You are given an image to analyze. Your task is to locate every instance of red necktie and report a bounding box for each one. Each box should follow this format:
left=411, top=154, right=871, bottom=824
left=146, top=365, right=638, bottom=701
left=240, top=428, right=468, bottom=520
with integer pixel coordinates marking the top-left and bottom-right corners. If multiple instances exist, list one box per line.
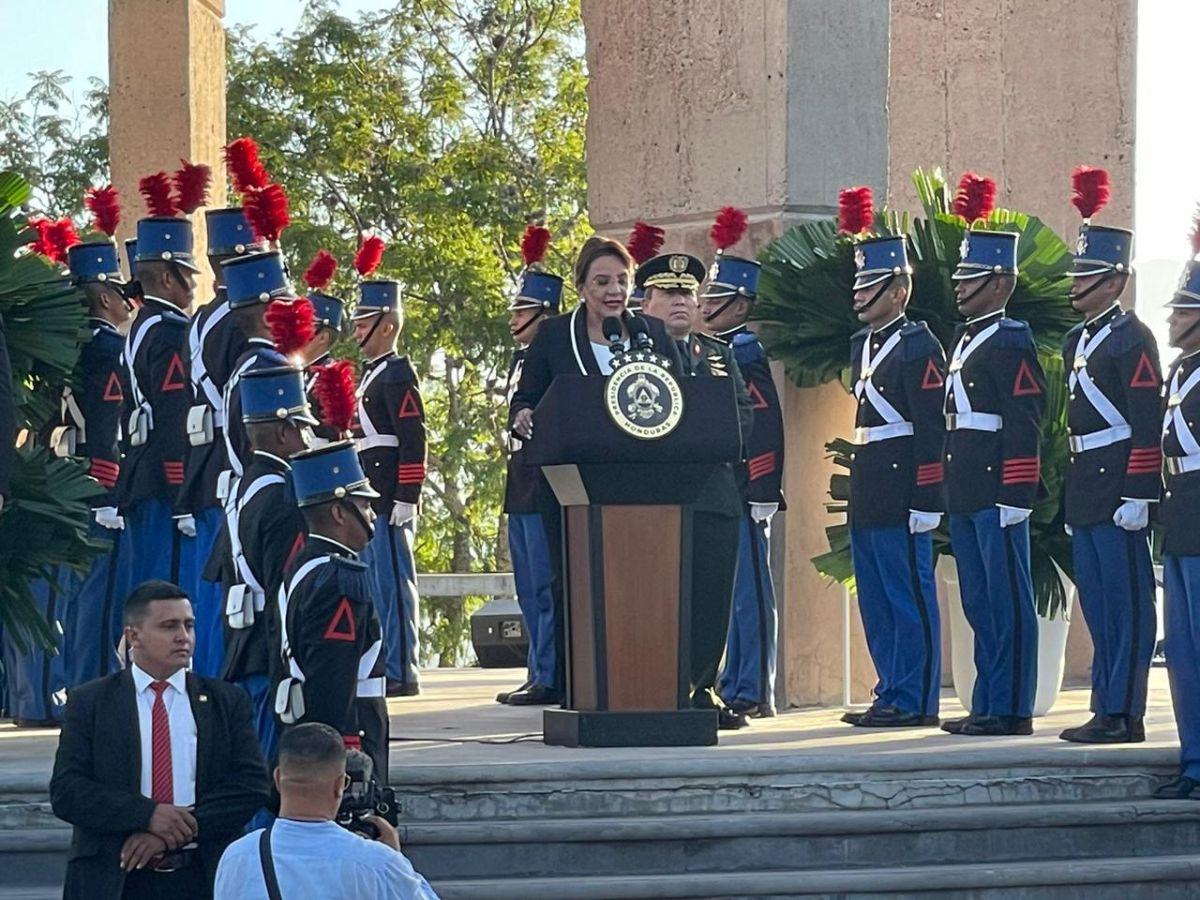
left=149, top=682, right=174, bottom=804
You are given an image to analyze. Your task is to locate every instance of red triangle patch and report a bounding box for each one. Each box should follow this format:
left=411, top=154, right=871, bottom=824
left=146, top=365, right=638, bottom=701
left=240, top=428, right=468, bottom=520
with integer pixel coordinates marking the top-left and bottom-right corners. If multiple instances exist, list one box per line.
left=282, top=532, right=306, bottom=573
left=397, top=389, right=422, bottom=419
left=746, top=382, right=769, bottom=410
left=322, top=597, right=357, bottom=642
left=1012, top=359, right=1042, bottom=397
left=102, top=370, right=124, bottom=402
left=920, top=359, right=945, bottom=390
left=1129, top=352, right=1160, bottom=389
left=160, top=353, right=186, bottom=392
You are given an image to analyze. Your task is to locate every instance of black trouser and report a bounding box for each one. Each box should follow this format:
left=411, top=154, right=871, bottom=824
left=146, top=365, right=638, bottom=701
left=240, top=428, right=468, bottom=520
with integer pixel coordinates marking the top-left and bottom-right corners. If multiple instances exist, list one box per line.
left=356, top=696, right=390, bottom=784
left=122, top=866, right=209, bottom=900
left=689, top=510, right=740, bottom=709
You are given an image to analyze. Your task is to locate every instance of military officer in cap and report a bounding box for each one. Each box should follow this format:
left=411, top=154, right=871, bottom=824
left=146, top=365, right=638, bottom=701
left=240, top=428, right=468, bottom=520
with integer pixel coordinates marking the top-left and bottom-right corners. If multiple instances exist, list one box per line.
left=642, top=250, right=753, bottom=729
left=352, top=276, right=426, bottom=696
left=497, top=252, right=562, bottom=707
left=278, top=441, right=389, bottom=778
left=701, top=244, right=786, bottom=719
left=221, top=366, right=314, bottom=759
left=1059, top=213, right=1160, bottom=744
left=115, top=211, right=198, bottom=590
left=841, top=233, right=945, bottom=728
left=1153, top=257, right=1200, bottom=798
left=942, top=229, right=1047, bottom=737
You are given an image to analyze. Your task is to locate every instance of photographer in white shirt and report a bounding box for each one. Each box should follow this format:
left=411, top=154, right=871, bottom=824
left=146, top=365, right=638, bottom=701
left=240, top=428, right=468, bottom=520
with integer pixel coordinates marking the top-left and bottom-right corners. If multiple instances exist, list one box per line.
left=215, top=723, right=437, bottom=900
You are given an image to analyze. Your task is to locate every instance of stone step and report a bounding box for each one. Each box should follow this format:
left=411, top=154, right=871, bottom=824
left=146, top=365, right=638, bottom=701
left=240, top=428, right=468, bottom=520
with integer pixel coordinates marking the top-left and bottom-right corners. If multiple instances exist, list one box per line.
left=402, top=800, right=1200, bottom=880
left=431, top=853, right=1200, bottom=899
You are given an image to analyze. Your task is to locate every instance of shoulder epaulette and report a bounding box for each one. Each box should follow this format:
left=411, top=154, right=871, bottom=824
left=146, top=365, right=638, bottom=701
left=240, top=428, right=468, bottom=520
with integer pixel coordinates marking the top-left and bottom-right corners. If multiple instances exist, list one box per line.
left=732, top=333, right=765, bottom=365
left=330, top=554, right=369, bottom=573
left=850, top=325, right=871, bottom=345
left=385, top=355, right=418, bottom=383
left=995, top=317, right=1035, bottom=349
left=900, top=321, right=941, bottom=361
left=1109, top=310, right=1153, bottom=355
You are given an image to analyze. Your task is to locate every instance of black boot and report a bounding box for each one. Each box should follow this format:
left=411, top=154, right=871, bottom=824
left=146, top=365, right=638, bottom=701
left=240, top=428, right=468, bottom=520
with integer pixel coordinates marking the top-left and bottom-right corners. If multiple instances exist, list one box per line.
left=1153, top=775, right=1200, bottom=800
left=961, top=715, right=1032, bottom=736
left=1060, top=714, right=1140, bottom=744
left=941, top=715, right=977, bottom=734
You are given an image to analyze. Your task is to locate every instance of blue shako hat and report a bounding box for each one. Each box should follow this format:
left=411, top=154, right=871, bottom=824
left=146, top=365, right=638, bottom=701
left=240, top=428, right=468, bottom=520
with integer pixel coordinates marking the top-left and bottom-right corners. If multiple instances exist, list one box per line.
left=853, top=235, right=911, bottom=291
left=221, top=251, right=295, bottom=309
left=352, top=281, right=402, bottom=320
left=134, top=216, right=201, bottom=272
left=1169, top=260, right=1200, bottom=309
left=308, top=292, right=348, bottom=334
left=124, top=238, right=138, bottom=280
left=290, top=440, right=381, bottom=508
left=205, top=208, right=267, bottom=258
left=508, top=270, right=563, bottom=312
left=1070, top=224, right=1133, bottom=277
left=239, top=365, right=319, bottom=425
left=702, top=254, right=761, bottom=299
left=67, top=241, right=125, bottom=285
left=952, top=229, right=1019, bottom=280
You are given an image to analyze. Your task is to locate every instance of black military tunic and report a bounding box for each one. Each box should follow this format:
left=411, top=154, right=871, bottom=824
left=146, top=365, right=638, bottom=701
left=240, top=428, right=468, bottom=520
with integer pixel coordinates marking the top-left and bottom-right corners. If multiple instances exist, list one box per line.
left=356, top=352, right=427, bottom=513
left=848, top=318, right=947, bottom=527
left=724, top=327, right=785, bottom=508
left=73, top=319, right=126, bottom=504
left=1061, top=306, right=1163, bottom=525
left=503, top=348, right=545, bottom=516
left=1162, top=351, right=1200, bottom=556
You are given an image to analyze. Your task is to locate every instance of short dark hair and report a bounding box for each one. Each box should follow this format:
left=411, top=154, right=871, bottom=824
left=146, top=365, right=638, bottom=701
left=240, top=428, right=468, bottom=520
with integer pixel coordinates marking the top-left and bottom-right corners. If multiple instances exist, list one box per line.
left=278, top=723, right=346, bottom=776
left=123, top=580, right=190, bottom=626
left=573, top=235, right=633, bottom=288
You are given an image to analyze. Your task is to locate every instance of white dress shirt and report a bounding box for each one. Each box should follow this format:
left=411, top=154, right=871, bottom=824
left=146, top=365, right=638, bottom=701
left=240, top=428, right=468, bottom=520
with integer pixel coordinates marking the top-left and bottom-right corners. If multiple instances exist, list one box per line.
left=215, top=819, right=439, bottom=900
left=590, top=339, right=626, bottom=374
left=131, top=664, right=198, bottom=806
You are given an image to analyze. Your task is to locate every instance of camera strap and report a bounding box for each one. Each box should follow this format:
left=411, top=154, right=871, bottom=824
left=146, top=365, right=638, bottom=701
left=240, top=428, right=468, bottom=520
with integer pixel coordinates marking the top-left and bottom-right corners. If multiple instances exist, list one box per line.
left=258, top=823, right=284, bottom=900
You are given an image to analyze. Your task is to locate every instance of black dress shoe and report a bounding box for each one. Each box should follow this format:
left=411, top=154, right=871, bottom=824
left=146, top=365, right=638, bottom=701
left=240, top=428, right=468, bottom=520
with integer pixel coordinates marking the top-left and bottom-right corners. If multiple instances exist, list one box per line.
left=1153, top=776, right=1200, bottom=800
left=752, top=703, right=777, bottom=719
left=857, top=707, right=940, bottom=728
left=12, top=718, right=59, bottom=729
left=1060, top=714, right=1142, bottom=744
left=496, top=680, right=533, bottom=704
left=961, top=715, right=1032, bottom=736
left=940, top=715, right=977, bottom=734
left=842, top=703, right=882, bottom=726
left=507, top=684, right=561, bottom=706
left=718, top=707, right=749, bottom=730
left=1059, top=713, right=1102, bottom=742
left=727, top=698, right=759, bottom=716
left=387, top=679, right=421, bottom=697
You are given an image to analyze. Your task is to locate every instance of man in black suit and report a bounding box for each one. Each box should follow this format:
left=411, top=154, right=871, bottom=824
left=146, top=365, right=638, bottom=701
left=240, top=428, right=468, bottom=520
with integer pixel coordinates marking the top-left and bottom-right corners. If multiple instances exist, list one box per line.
left=50, top=580, right=269, bottom=900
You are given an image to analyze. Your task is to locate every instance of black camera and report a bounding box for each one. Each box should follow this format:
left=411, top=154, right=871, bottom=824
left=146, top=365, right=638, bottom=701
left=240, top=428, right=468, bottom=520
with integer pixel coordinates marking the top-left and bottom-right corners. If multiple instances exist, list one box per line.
left=336, top=750, right=399, bottom=839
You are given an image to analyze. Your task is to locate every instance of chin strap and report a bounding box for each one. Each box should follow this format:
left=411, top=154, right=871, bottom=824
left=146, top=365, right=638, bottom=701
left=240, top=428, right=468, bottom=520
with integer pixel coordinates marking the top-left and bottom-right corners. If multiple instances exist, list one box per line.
left=702, top=290, right=751, bottom=328
left=956, top=274, right=993, bottom=307
left=1071, top=271, right=1116, bottom=308
left=341, top=498, right=376, bottom=543
left=511, top=306, right=546, bottom=340
left=856, top=274, right=896, bottom=318
left=355, top=312, right=386, bottom=353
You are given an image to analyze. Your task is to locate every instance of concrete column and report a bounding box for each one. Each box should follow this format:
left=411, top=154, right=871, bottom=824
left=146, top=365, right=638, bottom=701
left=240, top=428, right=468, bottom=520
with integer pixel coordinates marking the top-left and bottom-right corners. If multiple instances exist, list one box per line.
left=108, top=0, right=227, bottom=301
left=582, top=0, right=1135, bottom=706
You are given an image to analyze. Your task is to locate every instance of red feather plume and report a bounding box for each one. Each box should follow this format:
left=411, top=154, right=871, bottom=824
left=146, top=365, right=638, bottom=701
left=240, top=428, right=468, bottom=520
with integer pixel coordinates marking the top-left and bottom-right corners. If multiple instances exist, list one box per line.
left=520, top=224, right=551, bottom=268
left=1071, top=165, right=1110, bottom=220
left=837, top=187, right=874, bottom=236
left=139, top=172, right=179, bottom=217
left=266, top=298, right=316, bottom=356
left=310, top=359, right=358, bottom=434
left=355, top=236, right=386, bottom=278
left=173, top=159, right=211, bottom=214
left=224, top=137, right=269, bottom=194
left=26, top=216, right=59, bottom=262
left=49, top=218, right=80, bottom=257
left=1190, top=205, right=1200, bottom=257
left=952, top=172, right=997, bottom=223
left=243, top=183, right=290, bottom=243
left=303, top=249, right=339, bottom=291
left=626, top=221, right=665, bottom=265
left=84, top=185, right=121, bottom=236
left=710, top=206, right=749, bottom=251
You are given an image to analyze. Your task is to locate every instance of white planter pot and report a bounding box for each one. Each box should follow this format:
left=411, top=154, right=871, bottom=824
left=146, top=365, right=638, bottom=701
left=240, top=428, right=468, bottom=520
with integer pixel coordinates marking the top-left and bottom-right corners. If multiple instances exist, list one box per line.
left=938, top=554, right=1074, bottom=718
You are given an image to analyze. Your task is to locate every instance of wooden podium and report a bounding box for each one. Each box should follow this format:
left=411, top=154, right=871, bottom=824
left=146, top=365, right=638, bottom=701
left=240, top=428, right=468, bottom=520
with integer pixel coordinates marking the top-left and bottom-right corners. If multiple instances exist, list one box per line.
left=525, top=375, right=741, bottom=747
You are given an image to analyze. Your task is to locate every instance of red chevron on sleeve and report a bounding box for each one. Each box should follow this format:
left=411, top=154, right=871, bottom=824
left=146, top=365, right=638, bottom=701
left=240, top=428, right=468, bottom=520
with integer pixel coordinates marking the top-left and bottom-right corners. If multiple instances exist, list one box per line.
left=920, top=359, right=945, bottom=390
left=323, top=597, right=357, bottom=642
left=160, top=353, right=187, bottom=392
left=1129, top=352, right=1160, bottom=389
left=1126, top=446, right=1162, bottom=475
left=746, top=382, right=769, bottom=410
left=916, top=462, right=944, bottom=486
left=1001, top=456, right=1040, bottom=485
left=89, top=459, right=120, bottom=488
left=102, top=371, right=124, bottom=402
left=748, top=451, right=776, bottom=481
left=397, top=463, right=426, bottom=485
left=1011, top=360, right=1042, bottom=397
left=398, top=389, right=422, bottom=419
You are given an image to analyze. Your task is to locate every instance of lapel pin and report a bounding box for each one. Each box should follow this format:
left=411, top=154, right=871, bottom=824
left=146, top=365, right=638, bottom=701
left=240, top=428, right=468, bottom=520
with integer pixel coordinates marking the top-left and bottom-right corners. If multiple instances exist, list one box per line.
left=199, top=694, right=209, bottom=702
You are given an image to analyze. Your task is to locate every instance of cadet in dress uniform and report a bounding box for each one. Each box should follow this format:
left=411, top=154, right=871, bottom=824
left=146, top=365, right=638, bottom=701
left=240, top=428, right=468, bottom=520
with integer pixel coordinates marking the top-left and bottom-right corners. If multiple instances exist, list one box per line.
left=1153, top=261, right=1200, bottom=798
left=299, top=278, right=350, bottom=446
left=840, top=235, right=945, bottom=728
left=941, top=230, right=1047, bottom=737
left=642, top=251, right=754, bottom=730
left=1059, top=220, right=1161, bottom=744
left=277, top=441, right=389, bottom=778
left=497, top=250, right=562, bottom=707
left=352, top=278, right=426, bottom=695
left=222, top=366, right=314, bottom=759
left=702, top=252, right=786, bottom=719
left=115, top=214, right=198, bottom=590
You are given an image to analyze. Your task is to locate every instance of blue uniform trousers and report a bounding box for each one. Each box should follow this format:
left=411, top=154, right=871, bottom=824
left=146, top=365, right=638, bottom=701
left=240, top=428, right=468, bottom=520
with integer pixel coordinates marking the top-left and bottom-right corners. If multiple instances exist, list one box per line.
left=124, top=498, right=189, bottom=591
left=1164, top=555, right=1200, bottom=779
left=1072, top=524, right=1155, bottom=718
left=848, top=525, right=941, bottom=715
left=2, top=568, right=71, bottom=722
left=508, top=513, right=556, bottom=689
left=236, top=674, right=279, bottom=763
left=181, top=507, right=226, bottom=678
left=949, top=508, right=1038, bottom=718
left=360, top=519, right=421, bottom=686
left=720, top=514, right=779, bottom=707
left=62, top=521, right=127, bottom=688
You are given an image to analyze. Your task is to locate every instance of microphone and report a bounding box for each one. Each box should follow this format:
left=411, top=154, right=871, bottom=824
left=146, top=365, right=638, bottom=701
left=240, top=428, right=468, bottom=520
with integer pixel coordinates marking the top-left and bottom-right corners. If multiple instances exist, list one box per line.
left=602, top=316, right=625, bottom=356
left=627, top=315, right=654, bottom=352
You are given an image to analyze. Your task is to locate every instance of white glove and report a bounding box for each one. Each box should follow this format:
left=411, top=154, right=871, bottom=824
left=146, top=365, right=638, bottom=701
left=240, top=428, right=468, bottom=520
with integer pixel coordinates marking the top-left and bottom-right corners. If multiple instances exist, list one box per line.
left=749, top=502, right=778, bottom=523
left=1113, top=499, right=1149, bottom=532
left=390, top=501, right=417, bottom=526
left=94, top=506, right=125, bottom=530
left=908, top=510, right=941, bottom=534
left=997, top=505, right=1032, bottom=528
left=175, top=514, right=197, bottom=538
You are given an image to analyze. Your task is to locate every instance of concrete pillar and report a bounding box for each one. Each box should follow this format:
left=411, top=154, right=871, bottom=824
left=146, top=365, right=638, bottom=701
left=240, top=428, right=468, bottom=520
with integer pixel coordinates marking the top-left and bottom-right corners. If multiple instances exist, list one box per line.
left=108, top=0, right=227, bottom=301
left=582, top=0, right=1135, bottom=706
